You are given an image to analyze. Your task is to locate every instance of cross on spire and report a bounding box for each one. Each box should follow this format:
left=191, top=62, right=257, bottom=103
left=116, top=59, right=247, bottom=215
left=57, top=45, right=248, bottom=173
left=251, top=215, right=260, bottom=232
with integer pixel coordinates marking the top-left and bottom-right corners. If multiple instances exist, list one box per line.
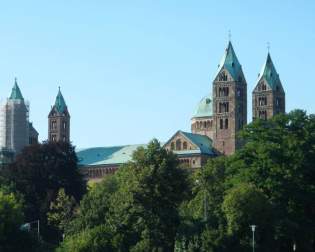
left=228, top=30, right=232, bottom=42
left=267, top=42, right=270, bottom=53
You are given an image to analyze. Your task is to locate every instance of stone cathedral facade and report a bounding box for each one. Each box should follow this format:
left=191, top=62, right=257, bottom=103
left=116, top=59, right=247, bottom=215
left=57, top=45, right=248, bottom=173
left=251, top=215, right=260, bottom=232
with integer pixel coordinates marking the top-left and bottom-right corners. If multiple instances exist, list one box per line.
left=76, top=40, right=286, bottom=181
left=0, top=40, right=286, bottom=178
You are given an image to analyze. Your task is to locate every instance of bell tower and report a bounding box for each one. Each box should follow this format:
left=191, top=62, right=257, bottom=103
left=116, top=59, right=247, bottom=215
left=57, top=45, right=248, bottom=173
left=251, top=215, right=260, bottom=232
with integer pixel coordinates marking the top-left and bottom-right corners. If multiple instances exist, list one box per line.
left=212, top=41, right=247, bottom=155
left=252, top=53, right=285, bottom=120
left=48, top=87, right=70, bottom=142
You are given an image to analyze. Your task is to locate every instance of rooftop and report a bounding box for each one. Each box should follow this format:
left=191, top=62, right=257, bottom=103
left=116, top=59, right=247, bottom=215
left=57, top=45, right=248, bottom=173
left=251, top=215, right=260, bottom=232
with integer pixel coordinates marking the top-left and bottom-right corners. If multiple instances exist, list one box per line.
left=215, top=41, right=242, bottom=81
left=256, top=53, right=283, bottom=91
left=192, top=94, right=213, bottom=118
left=9, top=78, right=24, bottom=100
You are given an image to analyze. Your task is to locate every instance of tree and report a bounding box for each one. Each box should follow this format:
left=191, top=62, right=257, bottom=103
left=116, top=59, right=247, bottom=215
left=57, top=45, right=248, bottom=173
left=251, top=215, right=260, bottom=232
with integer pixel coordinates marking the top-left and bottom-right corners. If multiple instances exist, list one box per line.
left=127, top=139, right=190, bottom=251
left=2, top=141, right=86, bottom=243
left=0, top=189, right=36, bottom=251
left=222, top=183, right=273, bottom=251
left=231, top=110, right=315, bottom=251
left=178, top=110, right=315, bottom=251
left=47, top=188, right=76, bottom=238
left=57, top=225, right=114, bottom=252
left=63, top=139, right=190, bottom=251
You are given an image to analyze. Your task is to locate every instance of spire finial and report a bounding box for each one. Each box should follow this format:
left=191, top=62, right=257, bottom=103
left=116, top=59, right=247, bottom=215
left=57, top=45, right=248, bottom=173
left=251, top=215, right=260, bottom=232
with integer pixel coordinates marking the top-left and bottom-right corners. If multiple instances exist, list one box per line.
left=267, top=42, right=270, bottom=53
left=228, top=30, right=232, bottom=42
left=58, top=86, right=60, bottom=91
left=15, top=77, right=17, bottom=84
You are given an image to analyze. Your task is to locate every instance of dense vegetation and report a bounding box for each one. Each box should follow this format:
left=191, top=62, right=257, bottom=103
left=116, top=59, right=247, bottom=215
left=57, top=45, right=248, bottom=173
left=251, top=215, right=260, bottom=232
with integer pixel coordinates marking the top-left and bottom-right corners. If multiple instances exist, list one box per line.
left=0, top=141, right=86, bottom=250
left=0, top=110, right=314, bottom=251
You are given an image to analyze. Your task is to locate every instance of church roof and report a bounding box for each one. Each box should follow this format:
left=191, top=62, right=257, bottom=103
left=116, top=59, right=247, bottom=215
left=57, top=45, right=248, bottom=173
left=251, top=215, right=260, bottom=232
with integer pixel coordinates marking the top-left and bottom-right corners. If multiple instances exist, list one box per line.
left=77, top=144, right=147, bottom=167
left=179, top=131, right=214, bottom=155
left=215, top=41, right=242, bottom=81
left=256, top=53, right=283, bottom=91
left=192, top=94, right=213, bottom=118
left=9, top=78, right=24, bottom=100
left=54, top=88, right=67, bottom=113
left=164, top=130, right=215, bottom=156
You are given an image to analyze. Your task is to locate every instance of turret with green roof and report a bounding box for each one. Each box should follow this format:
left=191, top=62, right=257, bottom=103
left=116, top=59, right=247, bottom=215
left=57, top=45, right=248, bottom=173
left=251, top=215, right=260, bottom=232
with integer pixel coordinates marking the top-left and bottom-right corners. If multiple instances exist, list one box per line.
left=48, top=87, right=70, bottom=143
left=9, top=78, right=24, bottom=100
left=214, top=41, right=244, bottom=82
left=252, top=52, right=285, bottom=120
left=54, top=87, right=67, bottom=113
left=256, top=52, right=284, bottom=91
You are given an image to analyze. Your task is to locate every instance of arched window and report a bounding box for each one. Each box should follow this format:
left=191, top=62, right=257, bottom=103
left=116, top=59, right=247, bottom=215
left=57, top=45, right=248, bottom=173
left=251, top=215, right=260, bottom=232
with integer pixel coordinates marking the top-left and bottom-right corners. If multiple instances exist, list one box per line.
left=220, top=119, right=223, bottom=129
left=225, top=119, right=229, bottom=129
left=262, top=83, right=266, bottom=91
left=171, top=142, right=175, bottom=150
left=259, top=110, right=267, bottom=120
left=203, top=121, right=207, bottom=128
left=206, top=120, right=210, bottom=128
left=219, top=72, right=228, bottom=81
left=183, top=142, right=187, bottom=150
left=176, top=139, right=181, bottom=150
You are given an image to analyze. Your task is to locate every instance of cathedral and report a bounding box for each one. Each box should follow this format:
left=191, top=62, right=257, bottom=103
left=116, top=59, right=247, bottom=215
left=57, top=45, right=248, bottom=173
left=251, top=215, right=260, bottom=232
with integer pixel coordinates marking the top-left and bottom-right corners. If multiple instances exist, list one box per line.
left=0, top=40, right=286, bottom=181
left=77, top=40, right=286, bottom=181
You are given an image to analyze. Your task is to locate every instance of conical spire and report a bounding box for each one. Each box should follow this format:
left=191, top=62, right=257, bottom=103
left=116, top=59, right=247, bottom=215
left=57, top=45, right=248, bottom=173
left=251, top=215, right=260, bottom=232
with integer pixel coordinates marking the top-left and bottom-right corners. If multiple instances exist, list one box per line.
left=215, top=41, right=242, bottom=80
left=54, top=87, right=67, bottom=113
left=9, top=78, right=24, bottom=100
left=257, top=53, right=282, bottom=90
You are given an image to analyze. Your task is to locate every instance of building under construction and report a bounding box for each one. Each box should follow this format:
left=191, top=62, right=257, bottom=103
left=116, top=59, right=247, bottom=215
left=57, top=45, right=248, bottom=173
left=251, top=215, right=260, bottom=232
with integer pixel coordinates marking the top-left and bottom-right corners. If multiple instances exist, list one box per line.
left=0, top=79, right=38, bottom=165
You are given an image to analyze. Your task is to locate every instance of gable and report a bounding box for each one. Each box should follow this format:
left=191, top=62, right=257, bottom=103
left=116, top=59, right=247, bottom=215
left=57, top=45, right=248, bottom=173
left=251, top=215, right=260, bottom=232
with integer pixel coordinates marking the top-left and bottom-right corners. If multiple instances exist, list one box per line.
left=164, top=131, right=199, bottom=152
left=215, top=68, right=234, bottom=82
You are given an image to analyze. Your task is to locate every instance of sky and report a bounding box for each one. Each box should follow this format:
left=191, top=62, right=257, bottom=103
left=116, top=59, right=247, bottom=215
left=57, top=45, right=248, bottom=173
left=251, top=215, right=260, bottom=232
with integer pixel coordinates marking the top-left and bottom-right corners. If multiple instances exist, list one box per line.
left=0, top=0, right=314, bottom=148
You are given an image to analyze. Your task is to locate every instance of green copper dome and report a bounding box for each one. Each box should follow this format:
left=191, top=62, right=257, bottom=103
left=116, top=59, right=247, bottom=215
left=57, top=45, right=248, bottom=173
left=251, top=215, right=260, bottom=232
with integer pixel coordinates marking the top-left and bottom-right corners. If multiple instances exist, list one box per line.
left=9, top=78, right=24, bottom=100
left=256, top=53, right=283, bottom=91
left=54, top=88, right=67, bottom=113
left=215, top=41, right=242, bottom=81
left=192, top=94, right=213, bottom=118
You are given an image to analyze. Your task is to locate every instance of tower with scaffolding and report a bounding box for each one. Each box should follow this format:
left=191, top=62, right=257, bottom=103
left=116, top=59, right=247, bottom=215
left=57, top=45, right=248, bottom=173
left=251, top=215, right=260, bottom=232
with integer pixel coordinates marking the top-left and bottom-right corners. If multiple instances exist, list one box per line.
left=0, top=79, right=38, bottom=165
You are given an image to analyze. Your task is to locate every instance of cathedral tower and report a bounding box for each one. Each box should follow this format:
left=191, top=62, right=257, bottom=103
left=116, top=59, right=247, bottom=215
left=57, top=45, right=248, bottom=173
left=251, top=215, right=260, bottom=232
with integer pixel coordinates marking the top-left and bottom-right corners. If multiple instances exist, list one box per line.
left=48, top=88, right=70, bottom=142
left=212, top=41, right=247, bottom=155
left=0, top=78, right=29, bottom=154
left=252, top=53, right=285, bottom=120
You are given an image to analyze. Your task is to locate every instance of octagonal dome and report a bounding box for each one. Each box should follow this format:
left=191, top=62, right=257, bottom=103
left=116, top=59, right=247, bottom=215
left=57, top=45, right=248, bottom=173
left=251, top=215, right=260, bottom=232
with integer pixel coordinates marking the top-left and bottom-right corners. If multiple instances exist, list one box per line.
left=192, top=94, right=213, bottom=118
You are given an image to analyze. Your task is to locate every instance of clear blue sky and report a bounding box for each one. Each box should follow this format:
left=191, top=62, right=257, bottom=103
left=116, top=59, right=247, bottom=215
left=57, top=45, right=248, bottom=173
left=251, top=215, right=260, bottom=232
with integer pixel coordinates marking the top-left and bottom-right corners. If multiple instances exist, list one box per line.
left=0, top=1, right=314, bottom=148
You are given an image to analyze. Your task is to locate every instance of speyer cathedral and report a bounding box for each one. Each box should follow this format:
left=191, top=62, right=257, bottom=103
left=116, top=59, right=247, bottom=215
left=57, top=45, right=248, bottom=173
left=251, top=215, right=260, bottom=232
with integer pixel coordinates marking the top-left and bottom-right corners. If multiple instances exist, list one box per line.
left=0, top=40, right=285, bottom=181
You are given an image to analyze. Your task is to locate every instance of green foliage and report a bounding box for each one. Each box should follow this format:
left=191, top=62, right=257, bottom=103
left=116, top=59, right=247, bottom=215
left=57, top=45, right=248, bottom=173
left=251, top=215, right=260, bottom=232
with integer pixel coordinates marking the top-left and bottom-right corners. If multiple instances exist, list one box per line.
left=47, top=188, right=76, bottom=235
left=2, top=141, right=86, bottom=243
left=232, top=110, right=315, bottom=251
left=178, top=110, right=315, bottom=252
left=57, top=225, right=114, bottom=252
left=0, top=190, right=23, bottom=240
left=0, top=189, right=36, bottom=251
left=63, top=139, right=190, bottom=251
left=222, top=183, right=273, bottom=251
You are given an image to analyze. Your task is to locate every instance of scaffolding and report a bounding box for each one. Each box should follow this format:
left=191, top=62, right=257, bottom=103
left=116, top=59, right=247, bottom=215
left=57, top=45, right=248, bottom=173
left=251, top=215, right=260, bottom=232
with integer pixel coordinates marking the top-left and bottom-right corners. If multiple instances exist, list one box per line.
left=0, top=98, right=29, bottom=155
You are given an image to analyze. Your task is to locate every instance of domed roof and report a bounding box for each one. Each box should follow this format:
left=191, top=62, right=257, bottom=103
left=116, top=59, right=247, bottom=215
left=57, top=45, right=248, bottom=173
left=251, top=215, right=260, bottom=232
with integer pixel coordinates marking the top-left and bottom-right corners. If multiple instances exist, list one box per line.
left=192, top=94, right=213, bottom=118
